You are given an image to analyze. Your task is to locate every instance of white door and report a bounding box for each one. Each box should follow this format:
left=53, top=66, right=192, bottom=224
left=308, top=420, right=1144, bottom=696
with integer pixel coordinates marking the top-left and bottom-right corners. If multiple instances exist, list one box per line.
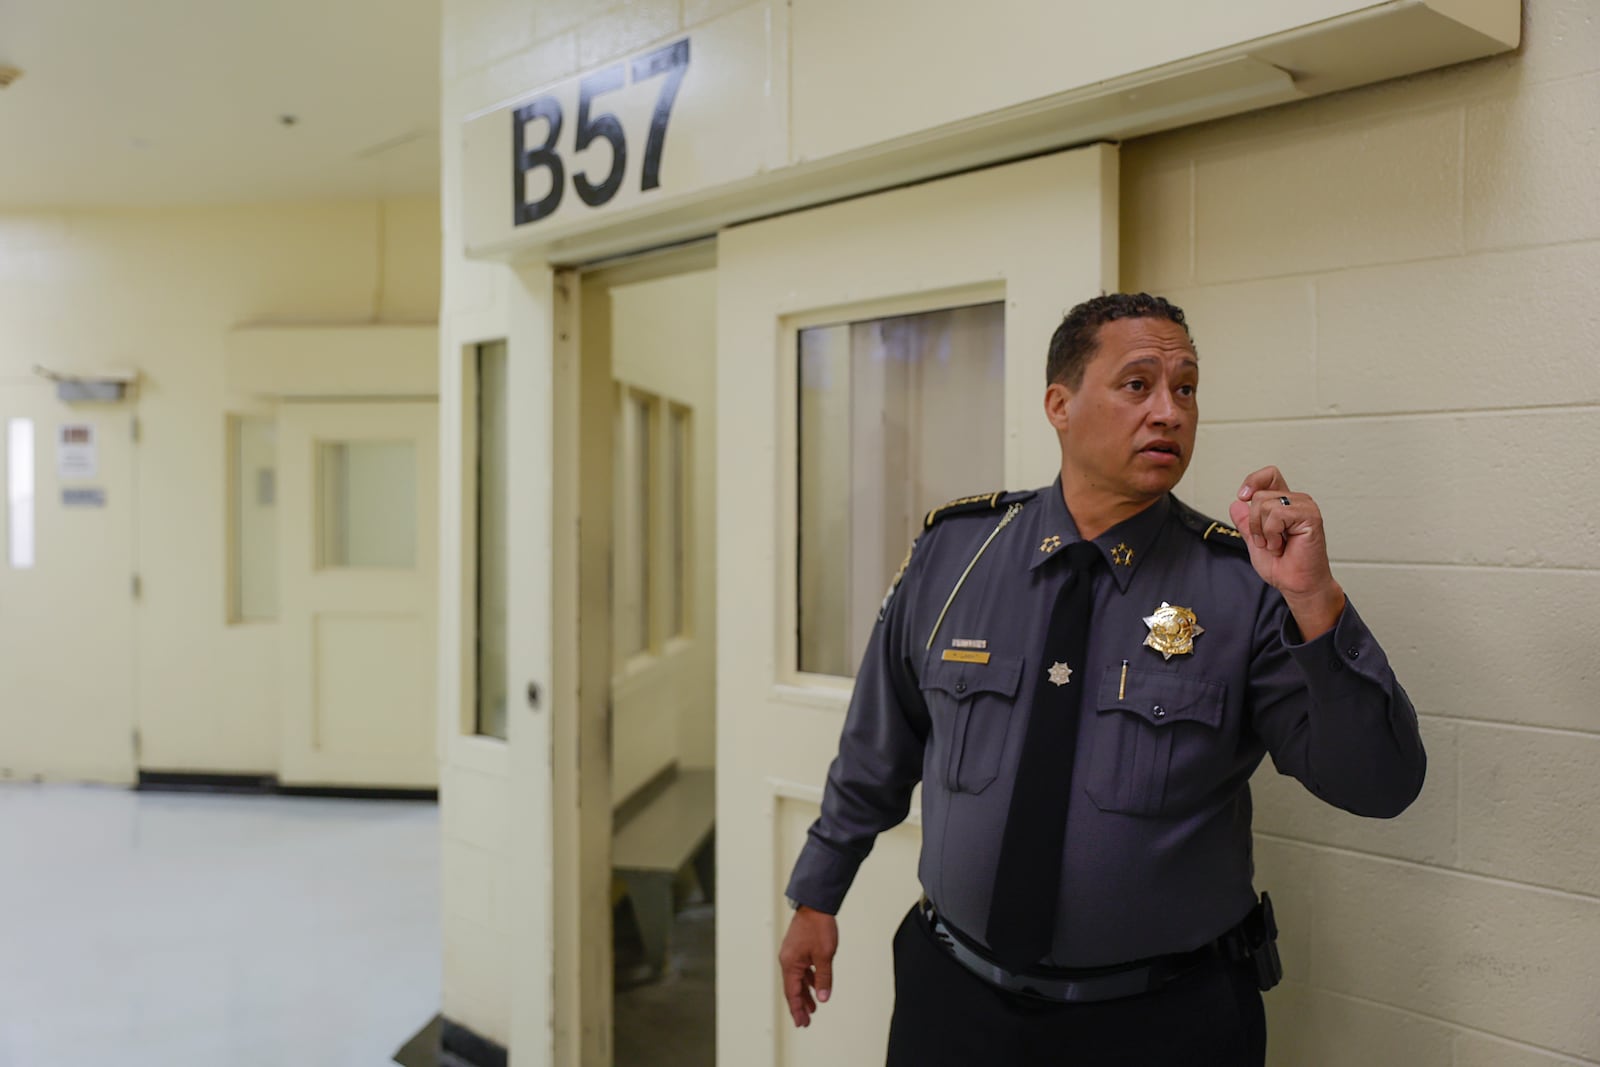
left=277, top=400, right=439, bottom=789
left=715, top=147, right=1118, bottom=1065
left=0, top=382, right=137, bottom=782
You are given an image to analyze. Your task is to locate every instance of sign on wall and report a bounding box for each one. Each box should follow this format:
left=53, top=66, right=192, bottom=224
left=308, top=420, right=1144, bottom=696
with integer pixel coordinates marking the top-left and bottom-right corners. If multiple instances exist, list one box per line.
left=62, top=487, right=107, bottom=508
left=511, top=38, right=690, bottom=227
left=57, top=424, right=97, bottom=480
left=461, top=4, right=779, bottom=255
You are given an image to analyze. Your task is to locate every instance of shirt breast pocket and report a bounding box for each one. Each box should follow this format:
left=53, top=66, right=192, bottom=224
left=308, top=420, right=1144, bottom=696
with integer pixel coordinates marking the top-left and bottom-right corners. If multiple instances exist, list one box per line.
left=919, top=653, right=1025, bottom=795
left=1085, top=667, right=1228, bottom=816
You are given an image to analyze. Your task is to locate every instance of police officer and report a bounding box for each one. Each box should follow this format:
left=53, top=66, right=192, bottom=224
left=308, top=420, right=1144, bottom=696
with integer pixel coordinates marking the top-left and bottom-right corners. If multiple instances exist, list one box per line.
left=777, top=293, right=1426, bottom=1065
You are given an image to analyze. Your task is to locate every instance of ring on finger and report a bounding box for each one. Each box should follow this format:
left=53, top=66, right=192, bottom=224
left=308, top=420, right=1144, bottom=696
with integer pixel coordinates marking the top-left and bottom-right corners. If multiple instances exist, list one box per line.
left=1278, top=496, right=1291, bottom=506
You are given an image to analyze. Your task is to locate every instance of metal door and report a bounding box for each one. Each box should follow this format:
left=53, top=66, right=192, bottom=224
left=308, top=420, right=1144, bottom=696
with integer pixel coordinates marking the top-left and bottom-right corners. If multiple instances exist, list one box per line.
left=714, top=147, right=1118, bottom=1064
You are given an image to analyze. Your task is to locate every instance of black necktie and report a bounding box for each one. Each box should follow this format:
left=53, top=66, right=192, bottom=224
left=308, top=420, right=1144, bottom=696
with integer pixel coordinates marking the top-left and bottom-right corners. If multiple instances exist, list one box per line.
left=985, top=540, right=1100, bottom=971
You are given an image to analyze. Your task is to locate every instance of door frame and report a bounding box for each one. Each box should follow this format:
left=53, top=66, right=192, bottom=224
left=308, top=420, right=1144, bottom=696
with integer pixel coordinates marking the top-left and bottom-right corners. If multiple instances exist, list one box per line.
left=548, top=241, right=719, bottom=1067
left=533, top=144, right=1115, bottom=1062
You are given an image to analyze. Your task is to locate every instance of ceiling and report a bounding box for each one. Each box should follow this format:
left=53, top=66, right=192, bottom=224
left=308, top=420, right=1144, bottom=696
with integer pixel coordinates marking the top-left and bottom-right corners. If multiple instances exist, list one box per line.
left=0, top=0, right=440, bottom=207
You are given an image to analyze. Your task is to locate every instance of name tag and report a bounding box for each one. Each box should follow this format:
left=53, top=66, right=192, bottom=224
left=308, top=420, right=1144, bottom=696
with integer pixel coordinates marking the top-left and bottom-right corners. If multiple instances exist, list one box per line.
left=942, top=649, right=991, bottom=665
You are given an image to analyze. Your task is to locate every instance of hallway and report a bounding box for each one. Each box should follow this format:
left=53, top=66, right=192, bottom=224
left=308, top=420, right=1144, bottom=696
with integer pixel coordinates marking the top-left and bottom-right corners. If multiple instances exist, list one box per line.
left=0, top=784, right=440, bottom=1066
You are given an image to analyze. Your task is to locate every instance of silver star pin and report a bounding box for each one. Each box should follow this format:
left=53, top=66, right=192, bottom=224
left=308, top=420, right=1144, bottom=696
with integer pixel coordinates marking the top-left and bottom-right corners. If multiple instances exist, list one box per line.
left=1047, top=661, right=1073, bottom=686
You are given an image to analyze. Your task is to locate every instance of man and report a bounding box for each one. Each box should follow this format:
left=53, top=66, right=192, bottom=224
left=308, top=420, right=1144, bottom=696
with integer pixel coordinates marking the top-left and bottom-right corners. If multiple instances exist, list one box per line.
left=778, top=293, right=1426, bottom=1065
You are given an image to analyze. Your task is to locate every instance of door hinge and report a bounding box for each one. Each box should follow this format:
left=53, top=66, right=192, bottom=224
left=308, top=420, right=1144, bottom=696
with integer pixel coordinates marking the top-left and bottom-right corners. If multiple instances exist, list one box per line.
left=132, top=728, right=142, bottom=762
left=130, top=415, right=141, bottom=443
left=131, top=573, right=142, bottom=599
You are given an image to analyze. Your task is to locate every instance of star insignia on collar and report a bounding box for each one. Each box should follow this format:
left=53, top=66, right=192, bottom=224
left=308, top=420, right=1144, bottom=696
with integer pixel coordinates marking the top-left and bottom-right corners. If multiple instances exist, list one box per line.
left=1047, top=661, right=1073, bottom=686
left=1040, top=535, right=1062, bottom=554
left=1111, top=542, right=1134, bottom=567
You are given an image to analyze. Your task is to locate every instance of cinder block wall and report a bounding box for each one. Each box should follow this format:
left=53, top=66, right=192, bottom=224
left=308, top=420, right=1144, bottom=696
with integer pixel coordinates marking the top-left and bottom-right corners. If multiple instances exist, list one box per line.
left=1120, top=3, right=1600, bottom=1063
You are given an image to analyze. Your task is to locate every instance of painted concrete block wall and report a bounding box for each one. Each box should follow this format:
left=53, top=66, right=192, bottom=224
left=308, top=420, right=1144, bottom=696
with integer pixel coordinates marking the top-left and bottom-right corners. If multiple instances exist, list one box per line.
left=1120, top=2, right=1600, bottom=1061
left=0, top=198, right=439, bottom=779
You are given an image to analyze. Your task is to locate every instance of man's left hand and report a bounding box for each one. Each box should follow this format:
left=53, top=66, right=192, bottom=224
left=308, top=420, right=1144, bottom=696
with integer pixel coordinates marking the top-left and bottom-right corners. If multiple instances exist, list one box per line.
left=1229, top=466, right=1346, bottom=641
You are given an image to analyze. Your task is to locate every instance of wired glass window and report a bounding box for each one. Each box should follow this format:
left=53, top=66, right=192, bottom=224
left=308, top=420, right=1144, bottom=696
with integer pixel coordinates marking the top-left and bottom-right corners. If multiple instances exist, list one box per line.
left=6, top=419, right=35, bottom=569
left=475, top=341, right=510, bottom=740
left=797, top=302, right=1005, bottom=677
left=229, top=416, right=278, bottom=621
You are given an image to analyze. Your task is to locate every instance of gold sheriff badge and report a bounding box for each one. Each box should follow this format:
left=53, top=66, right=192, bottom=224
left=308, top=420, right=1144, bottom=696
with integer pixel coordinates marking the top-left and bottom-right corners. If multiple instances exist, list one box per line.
left=1142, top=602, right=1205, bottom=660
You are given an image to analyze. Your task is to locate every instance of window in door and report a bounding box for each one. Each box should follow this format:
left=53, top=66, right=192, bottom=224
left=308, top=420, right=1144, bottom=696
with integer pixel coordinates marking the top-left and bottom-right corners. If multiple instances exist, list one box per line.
left=613, top=388, right=697, bottom=666
left=317, top=441, right=418, bottom=569
left=615, top=388, right=656, bottom=664
left=475, top=341, right=510, bottom=740
left=797, top=301, right=1006, bottom=677
left=666, top=402, right=691, bottom=640
left=228, top=415, right=278, bottom=622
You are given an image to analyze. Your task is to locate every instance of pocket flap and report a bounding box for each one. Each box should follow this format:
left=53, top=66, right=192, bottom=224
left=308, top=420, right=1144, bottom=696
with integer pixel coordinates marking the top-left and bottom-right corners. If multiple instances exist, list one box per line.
left=920, top=653, right=1025, bottom=700
left=1096, top=666, right=1225, bottom=728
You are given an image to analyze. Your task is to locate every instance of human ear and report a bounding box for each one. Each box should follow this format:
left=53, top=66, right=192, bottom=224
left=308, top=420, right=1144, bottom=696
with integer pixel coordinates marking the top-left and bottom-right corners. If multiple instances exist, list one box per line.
left=1044, top=381, right=1072, bottom=433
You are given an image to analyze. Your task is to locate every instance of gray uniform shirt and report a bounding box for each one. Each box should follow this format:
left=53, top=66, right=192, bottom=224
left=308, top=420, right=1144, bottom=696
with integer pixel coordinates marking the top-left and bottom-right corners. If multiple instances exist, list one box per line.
left=785, top=481, right=1426, bottom=968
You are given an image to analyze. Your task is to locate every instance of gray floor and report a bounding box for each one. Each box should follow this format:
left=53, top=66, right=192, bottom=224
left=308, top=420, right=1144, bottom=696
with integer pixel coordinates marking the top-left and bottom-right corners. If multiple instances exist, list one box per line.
left=0, top=783, right=441, bottom=1067
left=614, top=900, right=716, bottom=1067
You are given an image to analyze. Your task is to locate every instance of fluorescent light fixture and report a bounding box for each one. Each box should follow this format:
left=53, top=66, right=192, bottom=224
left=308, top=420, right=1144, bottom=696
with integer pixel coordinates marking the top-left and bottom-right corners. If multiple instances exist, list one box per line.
left=7, top=418, right=35, bottom=568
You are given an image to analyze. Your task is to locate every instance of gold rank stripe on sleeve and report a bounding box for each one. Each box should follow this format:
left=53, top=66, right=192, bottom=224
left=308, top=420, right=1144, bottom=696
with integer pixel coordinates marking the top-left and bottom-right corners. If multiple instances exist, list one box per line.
left=888, top=540, right=916, bottom=592
left=877, top=536, right=920, bottom=620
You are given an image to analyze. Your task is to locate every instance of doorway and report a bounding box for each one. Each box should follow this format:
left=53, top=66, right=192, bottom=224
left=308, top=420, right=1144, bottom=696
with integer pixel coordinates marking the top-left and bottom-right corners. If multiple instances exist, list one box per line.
left=553, top=243, right=719, bottom=1066
left=0, top=380, right=136, bottom=782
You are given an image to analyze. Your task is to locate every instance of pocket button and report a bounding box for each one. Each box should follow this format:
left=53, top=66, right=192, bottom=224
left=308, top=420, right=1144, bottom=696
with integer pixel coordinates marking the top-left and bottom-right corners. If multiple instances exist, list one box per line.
left=1152, top=704, right=1166, bottom=719
left=954, top=682, right=967, bottom=694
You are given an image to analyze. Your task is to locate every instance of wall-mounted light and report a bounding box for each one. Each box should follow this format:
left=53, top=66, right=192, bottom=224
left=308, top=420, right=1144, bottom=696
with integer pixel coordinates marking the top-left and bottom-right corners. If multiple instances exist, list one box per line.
left=33, top=365, right=139, bottom=403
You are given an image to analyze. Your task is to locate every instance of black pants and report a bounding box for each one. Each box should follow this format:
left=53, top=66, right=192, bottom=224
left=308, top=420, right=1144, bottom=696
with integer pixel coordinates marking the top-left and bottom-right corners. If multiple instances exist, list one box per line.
left=886, top=905, right=1267, bottom=1067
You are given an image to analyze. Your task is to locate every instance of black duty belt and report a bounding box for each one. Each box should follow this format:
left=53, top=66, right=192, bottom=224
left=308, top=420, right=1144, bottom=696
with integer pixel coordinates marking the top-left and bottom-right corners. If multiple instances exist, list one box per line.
left=918, top=893, right=1282, bottom=1004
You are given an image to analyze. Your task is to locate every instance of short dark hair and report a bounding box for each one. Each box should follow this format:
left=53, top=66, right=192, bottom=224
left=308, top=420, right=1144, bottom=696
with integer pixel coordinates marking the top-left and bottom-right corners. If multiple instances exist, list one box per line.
left=1045, top=292, right=1192, bottom=387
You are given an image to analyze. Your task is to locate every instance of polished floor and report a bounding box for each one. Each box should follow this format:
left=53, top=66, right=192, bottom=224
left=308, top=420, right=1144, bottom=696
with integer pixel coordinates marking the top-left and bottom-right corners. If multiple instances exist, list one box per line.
left=0, top=783, right=441, bottom=1066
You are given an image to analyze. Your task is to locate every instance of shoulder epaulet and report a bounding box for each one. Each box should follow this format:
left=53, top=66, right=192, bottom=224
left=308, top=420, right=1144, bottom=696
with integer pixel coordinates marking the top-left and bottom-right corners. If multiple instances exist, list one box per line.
left=922, top=489, right=1035, bottom=528
left=1171, top=497, right=1249, bottom=553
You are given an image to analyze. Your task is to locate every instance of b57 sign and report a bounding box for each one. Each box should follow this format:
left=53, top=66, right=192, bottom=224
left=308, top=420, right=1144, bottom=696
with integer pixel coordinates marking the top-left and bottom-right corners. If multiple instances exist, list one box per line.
left=512, top=38, right=690, bottom=226
left=461, top=9, right=775, bottom=254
